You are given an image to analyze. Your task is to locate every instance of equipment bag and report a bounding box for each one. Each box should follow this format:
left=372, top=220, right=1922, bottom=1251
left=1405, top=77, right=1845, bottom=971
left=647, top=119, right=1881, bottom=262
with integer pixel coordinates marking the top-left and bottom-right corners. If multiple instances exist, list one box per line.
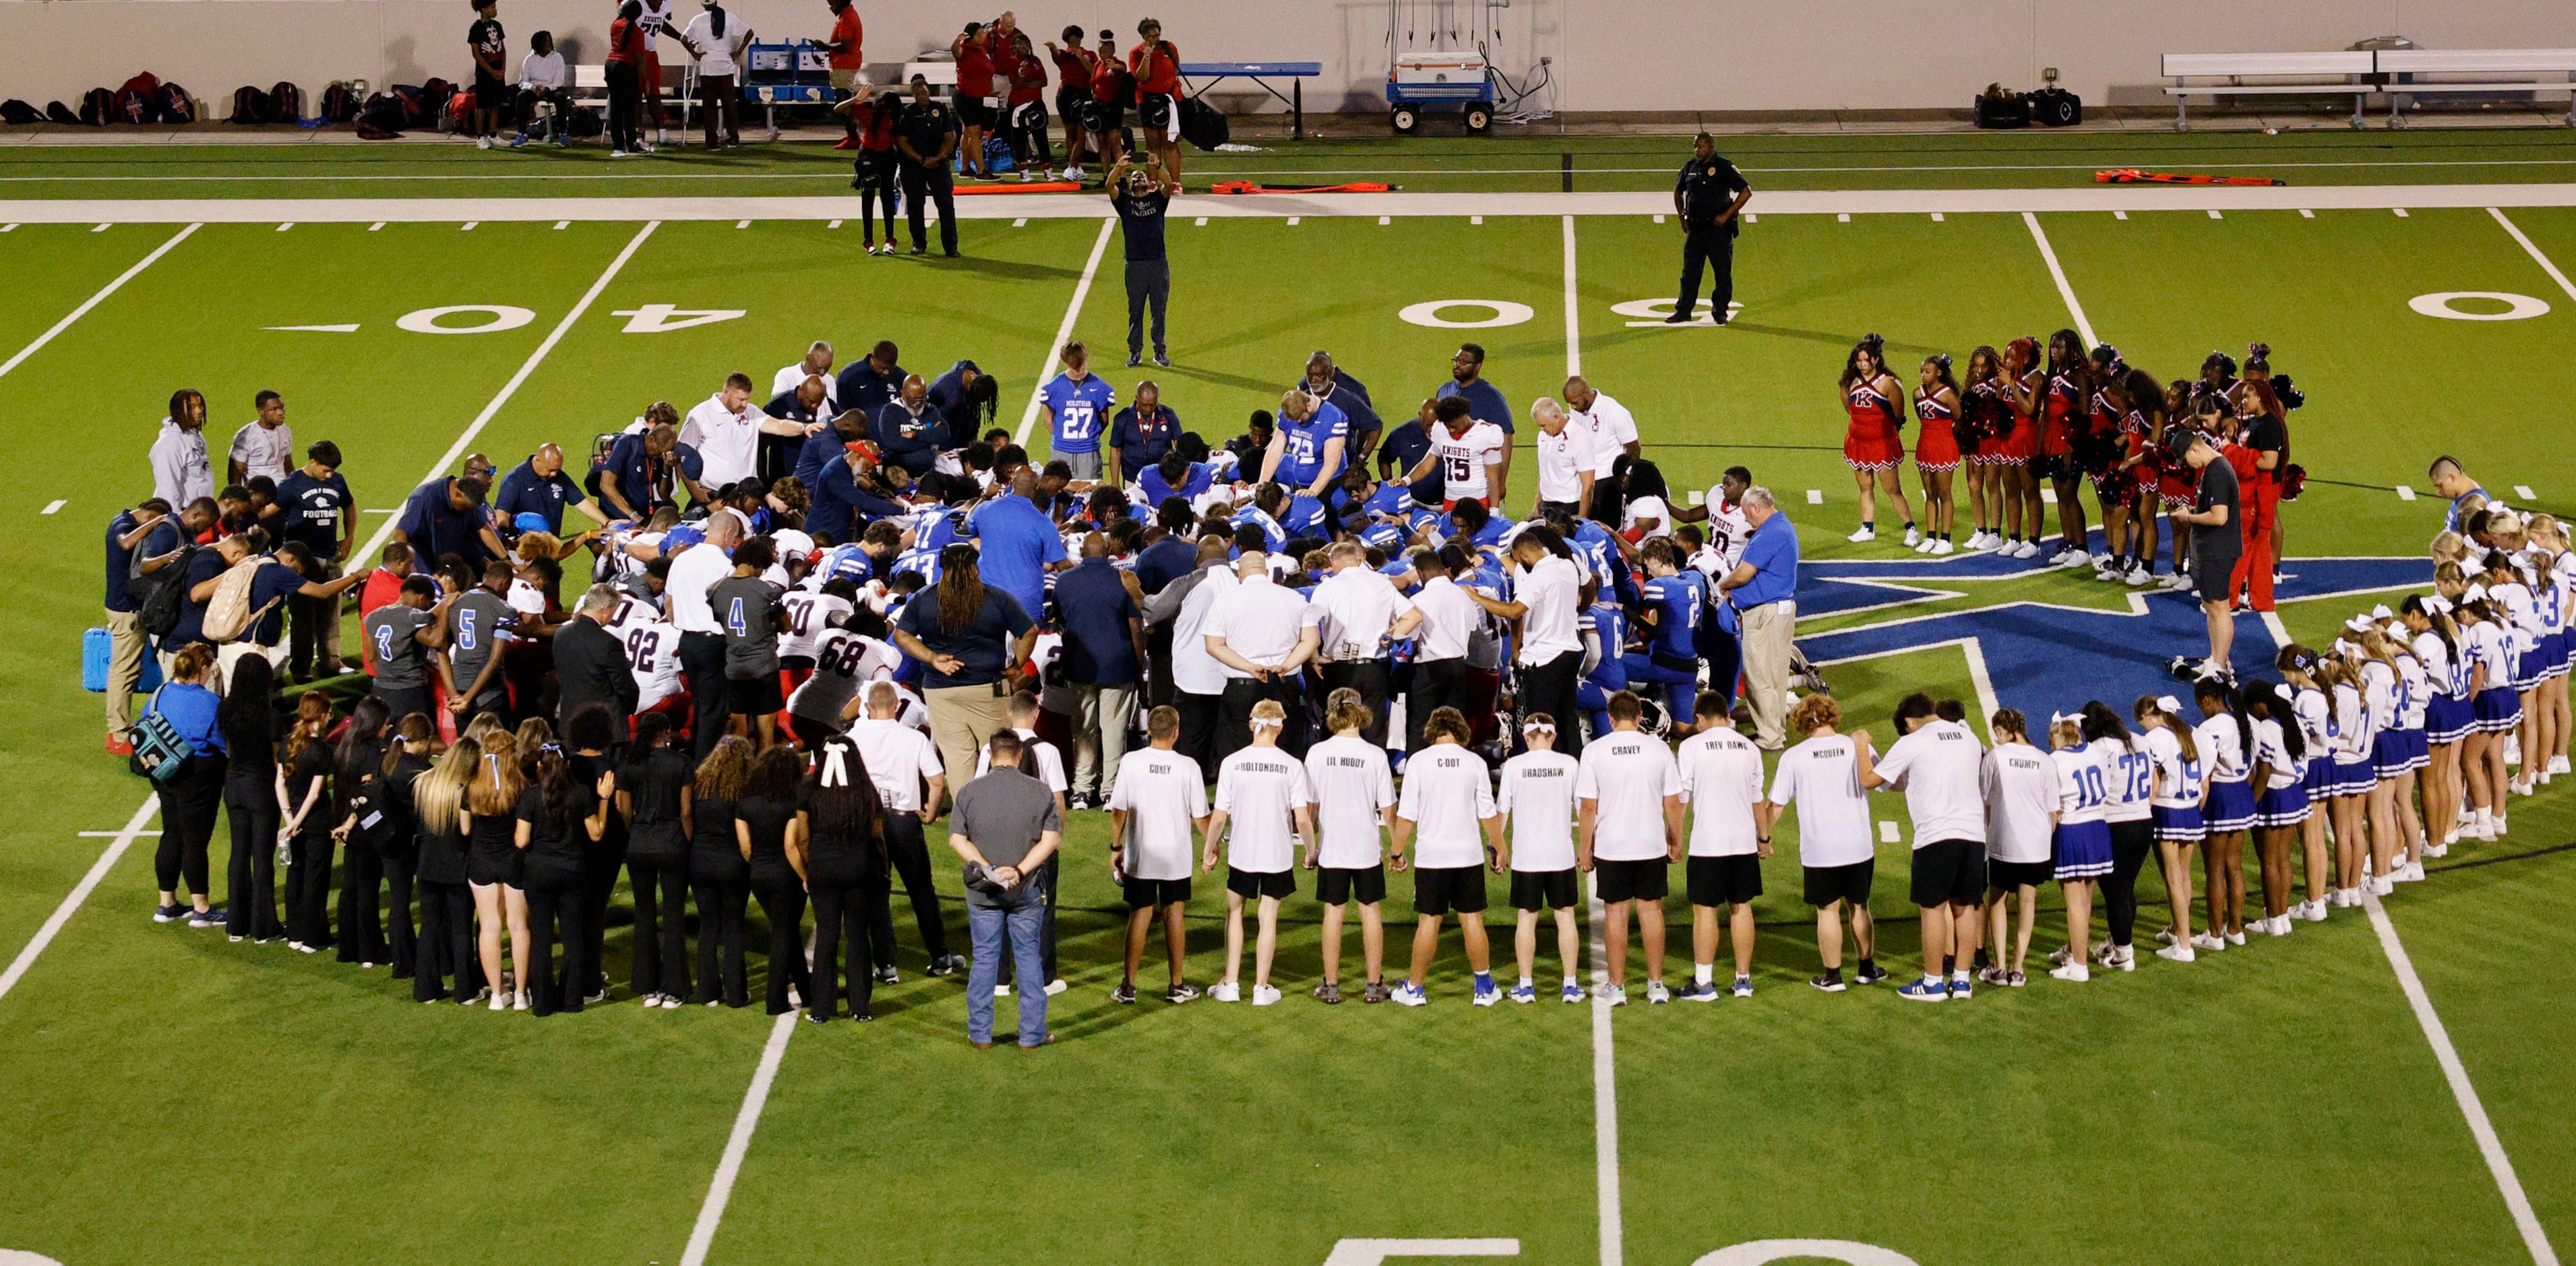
left=1973, top=85, right=2028, bottom=129
left=319, top=82, right=360, bottom=123
left=80, top=88, right=115, bottom=125
left=135, top=544, right=197, bottom=638
left=201, top=556, right=283, bottom=644
left=230, top=86, right=273, bottom=125
left=270, top=81, right=303, bottom=123
left=116, top=72, right=162, bottom=123
left=0, top=99, right=40, bottom=125
left=127, top=688, right=193, bottom=782
left=157, top=82, right=195, bottom=123
left=83, top=626, right=164, bottom=692
left=2030, top=87, right=2081, bottom=127
left=47, top=100, right=82, bottom=125
left=1178, top=95, right=1227, bottom=150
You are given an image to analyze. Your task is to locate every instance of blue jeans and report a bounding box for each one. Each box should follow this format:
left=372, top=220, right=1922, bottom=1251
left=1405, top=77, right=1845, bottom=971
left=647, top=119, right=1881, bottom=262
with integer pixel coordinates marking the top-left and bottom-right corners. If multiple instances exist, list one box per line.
left=967, top=891, right=1049, bottom=1047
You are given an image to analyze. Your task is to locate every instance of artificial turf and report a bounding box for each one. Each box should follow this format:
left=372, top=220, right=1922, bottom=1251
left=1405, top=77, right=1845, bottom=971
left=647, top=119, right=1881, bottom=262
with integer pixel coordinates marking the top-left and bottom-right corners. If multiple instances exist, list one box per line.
left=1, top=129, right=2573, bottom=1265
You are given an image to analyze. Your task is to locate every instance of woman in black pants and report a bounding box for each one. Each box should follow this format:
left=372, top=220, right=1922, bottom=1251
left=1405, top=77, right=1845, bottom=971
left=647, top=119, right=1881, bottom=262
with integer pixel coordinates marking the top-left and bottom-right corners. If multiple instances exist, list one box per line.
left=564, top=706, right=627, bottom=1005
left=2083, top=700, right=2160, bottom=973
left=332, top=697, right=393, bottom=967
left=373, top=713, right=435, bottom=979
left=406, top=735, right=483, bottom=1003
left=737, top=745, right=811, bottom=1016
left=278, top=692, right=339, bottom=955
left=801, top=733, right=889, bottom=1022
left=217, top=655, right=284, bottom=942
left=148, top=644, right=228, bottom=927
left=605, top=1, right=646, bottom=155
left=514, top=745, right=609, bottom=1016
left=619, top=713, right=695, bottom=1008
left=690, top=736, right=756, bottom=1007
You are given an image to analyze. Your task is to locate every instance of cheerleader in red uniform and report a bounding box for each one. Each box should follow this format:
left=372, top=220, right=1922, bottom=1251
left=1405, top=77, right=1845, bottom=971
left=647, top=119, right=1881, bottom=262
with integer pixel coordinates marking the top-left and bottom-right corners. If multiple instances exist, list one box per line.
left=1998, top=336, right=2046, bottom=559
left=2039, top=329, right=2093, bottom=568
left=2100, top=367, right=2167, bottom=587
left=2155, top=380, right=2201, bottom=590
left=1911, top=355, right=1963, bottom=555
left=1961, top=346, right=2008, bottom=553
left=1838, top=334, right=1916, bottom=546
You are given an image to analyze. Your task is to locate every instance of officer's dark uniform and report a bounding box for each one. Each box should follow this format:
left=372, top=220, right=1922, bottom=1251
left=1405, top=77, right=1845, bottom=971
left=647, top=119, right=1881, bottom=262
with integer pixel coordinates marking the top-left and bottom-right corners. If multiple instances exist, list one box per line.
left=895, top=97, right=962, bottom=256
left=1675, top=151, right=1752, bottom=324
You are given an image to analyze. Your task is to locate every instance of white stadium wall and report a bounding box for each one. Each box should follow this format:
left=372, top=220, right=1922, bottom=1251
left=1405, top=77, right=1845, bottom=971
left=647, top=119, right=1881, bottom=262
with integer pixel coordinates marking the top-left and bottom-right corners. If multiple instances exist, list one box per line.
left=0, top=0, right=2571, bottom=117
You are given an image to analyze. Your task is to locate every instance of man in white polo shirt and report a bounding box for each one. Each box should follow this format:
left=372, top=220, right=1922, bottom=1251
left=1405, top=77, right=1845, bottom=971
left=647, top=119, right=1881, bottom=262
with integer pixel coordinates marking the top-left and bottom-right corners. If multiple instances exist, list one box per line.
left=847, top=680, right=963, bottom=977
left=1529, top=397, right=1599, bottom=522
left=1308, top=541, right=1423, bottom=747
left=663, top=512, right=740, bottom=760
left=1107, top=704, right=1208, bottom=1004
left=1202, top=551, right=1320, bottom=759
left=772, top=341, right=838, bottom=411
left=1576, top=690, right=1684, bottom=1005
left=1563, top=375, right=1638, bottom=523
left=1465, top=528, right=1587, bottom=756
left=1676, top=690, right=1771, bottom=1000
left=1864, top=694, right=1989, bottom=1002
left=680, top=371, right=822, bottom=487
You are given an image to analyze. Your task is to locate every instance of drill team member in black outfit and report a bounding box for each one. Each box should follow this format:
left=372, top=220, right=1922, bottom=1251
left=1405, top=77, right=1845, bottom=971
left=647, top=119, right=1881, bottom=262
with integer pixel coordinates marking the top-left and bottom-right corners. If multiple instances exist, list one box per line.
left=1670, top=132, right=1753, bottom=326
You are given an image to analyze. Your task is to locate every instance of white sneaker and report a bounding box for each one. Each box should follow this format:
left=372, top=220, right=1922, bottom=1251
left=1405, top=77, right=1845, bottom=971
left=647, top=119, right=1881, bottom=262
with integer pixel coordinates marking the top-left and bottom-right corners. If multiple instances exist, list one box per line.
left=2192, top=932, right=2225, bottom=953
left=2552, top=755, right=2571, bottom=775
left=2056, top=549, right=2091, bottom=570
left=1044, top=978, right=1068, bottom=996
left=1847, top=525, right=1877, bottom=543
left=514, top=991, right=530, bottom=1011
left=476, top=135, right=493, bottom=150
left=2370, top=874, right=2395, bottom=897
left=2111, top=945, right=2136, bottom=971
left=2048, top=962, right=2090, bottom=983
left=1208, top=981, right=1241, bottom=1002
left=2493, top=815, right=2510, bottom=837
left=1915, top=537, right=1938, bottom=554
left=2304, top=899, right=2331, bottom=922
left=1902, top=524, right=1923, bottom=547
left=2512, top=778, right=2536, bottom=797
left=2505, top=735, right=2522, bottom=766
left=2155, top=943, right=2197, bottom=963
left=1932, top=539, right=1955, bottom=555
left=2163, top=574, right=2195, bottom=592
left=2399, top=861, right=2426, bottom=882
left=611, top=149, right=629, bottom=158
left=1250, top=984, right=1281, bottom=1006
left=1645, top=980, right=1671, bottom=1004
left=489, top=990, right=508, bottom=1011
left=2265, top=915, right=2292, bottom=936
left=2126, top=566, right=2153, bottom=586
left=1393, top=982, right=1429, bottom=1007
left=2226, top=928, right=2248, bottom=946
left=2426, top=841, right=2450, bottom=858
left=2015, top=540, right=2044, bottom=559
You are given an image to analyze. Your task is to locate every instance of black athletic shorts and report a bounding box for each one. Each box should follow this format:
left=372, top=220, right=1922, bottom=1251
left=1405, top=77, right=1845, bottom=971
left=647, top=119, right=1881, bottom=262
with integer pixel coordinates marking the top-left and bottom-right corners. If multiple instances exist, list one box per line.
left=2193, top=547, right=2240, bottom=604
left=1802, top=857, right=1875, bottom=907
left=1593, top=856, right=1669, bottom=904
left=1510, top=868, right=1578, bottom=912
left=954, top=96, right=995, bottom=129
left=1318, top=864, right=1386, bottom=906
left=726, top=673, right=785, bottom=715
left=1687, top=854, right=1764, bottom=907
left=1909, top=839, right=1988, bottom=907
left=1123, top=874, right=1191, bottom=909
left=1085, top=100, right=1124, bottom=136
left=1225, top=866, right=1294, bottom=901
left=1412, top=864, right=1488, bottom=917
left=1988, top=858, right=2054, bottom=891
left=474, top=73, right=506, bottom=109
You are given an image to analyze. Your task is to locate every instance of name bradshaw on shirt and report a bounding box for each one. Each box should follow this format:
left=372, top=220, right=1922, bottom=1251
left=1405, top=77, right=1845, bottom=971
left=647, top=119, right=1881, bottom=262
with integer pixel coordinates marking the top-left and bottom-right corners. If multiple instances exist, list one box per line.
left=1519, top=766, right=1567, bottom=779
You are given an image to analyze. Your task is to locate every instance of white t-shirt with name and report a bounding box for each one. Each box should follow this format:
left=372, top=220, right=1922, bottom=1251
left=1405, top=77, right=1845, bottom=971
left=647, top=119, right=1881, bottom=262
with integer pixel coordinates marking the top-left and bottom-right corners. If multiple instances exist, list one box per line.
left=1304, top=735, right=1395, bottom=870
left=1576, top=730, right=1680, bottom=862
left=973, top=727, right=1068, bottom=795
left=1498, top=748, right=1578, bottom=872
left=1871, top=719, right=1987, bottom=847
left=1108, top=747, right=1208, bottom=882
left=1678, top=727, right=1766, bottom=857
left=1767, top=733, right=1874, bottom=867
left=1981, top=742, right=2058, bottom=865
left=846, top=717, right=941, bottom=813
left=1213, top=746, right=1311, bottom=874
left=1396, top=744, right=1495, bottom=870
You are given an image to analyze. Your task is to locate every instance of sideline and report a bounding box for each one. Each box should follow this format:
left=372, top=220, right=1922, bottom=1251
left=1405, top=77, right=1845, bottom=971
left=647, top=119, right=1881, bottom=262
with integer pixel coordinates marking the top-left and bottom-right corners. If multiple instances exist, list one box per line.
left=679, top=1011, right=799, bottom=1266
left=2362, top=892, right=2562, bottom=1266
left=1014, top=216, right=1117, bottom=446
left=15, top=183, right=2576, bottom=226
left=0, top=221, right=196, bottom=380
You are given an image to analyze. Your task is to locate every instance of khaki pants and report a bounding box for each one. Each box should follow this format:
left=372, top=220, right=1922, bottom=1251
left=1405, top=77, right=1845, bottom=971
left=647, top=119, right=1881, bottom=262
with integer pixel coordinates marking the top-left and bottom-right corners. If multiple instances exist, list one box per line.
left=1740, top=599, right=1798, bottom=750
left=216, top=640, right=289, bottom=694
left=1069, top=683, right=1139, bottom=801
left=104, top=607, right=148, bottom=735
left=925, top=683, right=1012, bottom=790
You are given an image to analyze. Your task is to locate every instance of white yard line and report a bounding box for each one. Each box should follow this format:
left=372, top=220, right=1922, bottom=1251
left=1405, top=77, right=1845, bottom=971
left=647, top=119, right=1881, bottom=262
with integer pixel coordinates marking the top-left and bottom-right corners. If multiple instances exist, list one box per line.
left=348, top=220, right=658, bottom=565
left=2362, top=893, right=2563, bottom=1266
left=1562, top=214, right=1581, bottom=380
left=0, top=221, right=196, bottom=380
left=26, top=183, right=2576, bottom=225
left=1012, top=216, right=1116, bottom=446
left=1324, top=1240, right=1521, bottom=1265
left=2022, top=212, right=2101, bottom=349
left=1587, top=873, right=1623, bottom=1266
left=0, top=799, right=160, bottom=1005
left=679, top=1011, right=799, bottom=1266
left=2489, top=207, right=2576, bottom=306
left=40, top=499, right=65, bottom=514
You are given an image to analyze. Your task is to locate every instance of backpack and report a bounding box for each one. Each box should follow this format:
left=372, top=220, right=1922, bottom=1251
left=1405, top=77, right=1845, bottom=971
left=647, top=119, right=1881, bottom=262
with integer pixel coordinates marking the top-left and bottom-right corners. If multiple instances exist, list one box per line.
left=80, top=88, right=114, bottom=125
left=319, top=82, right=359, bottom=123
left=357, top=94, right=406, bottom=140
left=202, top=556, right=284, bottom=644
left=135, top=543, right=198, bottom=638
left=128, top=689, right=195, bottom=783
left=47, top=100, right=82, bottom=125
left=1179, top=96, right=1227, bottom=151
left=446, top=89, right=474, bottom=122
left=342, top=768, right=406, bottom=854
left=0, top=100, right=39, bottom=125
left=230, top=86, right=273, bottom=125
left=157, top=82, right=195, bottom=123
left=389, top=84, right=427, bottom=127
left=419, top=77, right=455, bottom=123
left=270, top=82, right=303, bottom=123
left=117, top=72, right=162, bottom=123
left=565, top=104, right=603, bottom=137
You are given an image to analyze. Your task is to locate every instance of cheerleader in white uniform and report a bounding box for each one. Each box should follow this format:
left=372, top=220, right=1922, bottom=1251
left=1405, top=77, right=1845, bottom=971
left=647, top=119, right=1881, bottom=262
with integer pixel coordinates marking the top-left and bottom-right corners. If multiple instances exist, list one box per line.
left=2482, top=547, right=2546, bottom=797
left=2457, top=595, right=2517, bottom=838
left=2349, top=626, right=2406, bottom=893
left=2135, top=694, right=2207, bottom=961
left=2045, top=712, right=2114, bottom=983
left=2192, top=680, right=2254, bottom=948
left=2368, top=622, right=2432, bottom=881
left=2405, top=595, right=2472, bottom=853
left=2317, top=651, right=2375, bottom=907
left=2527, top=515, right=2575, bottom=777
left=2275, top=647, right=2335, bottom=922
left=2242, top=680, right=2312, bottom=937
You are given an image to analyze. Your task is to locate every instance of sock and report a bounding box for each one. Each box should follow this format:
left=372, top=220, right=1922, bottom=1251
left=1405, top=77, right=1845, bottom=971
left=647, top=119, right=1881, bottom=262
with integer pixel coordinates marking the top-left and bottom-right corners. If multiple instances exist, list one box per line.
left=1902, top=520, right=1917, bottom=532
left=1564, top=975, right=1578, bottom=989
left=1519, top=975, right=1534, bottom=988
left=1862, top=520, right=1875, bottom=531
left=1859, top=956, right=1878, bottom=975
left=1694, top=963, right=1714, bottom=986
left=1822, top=966, right=1844, bottom=984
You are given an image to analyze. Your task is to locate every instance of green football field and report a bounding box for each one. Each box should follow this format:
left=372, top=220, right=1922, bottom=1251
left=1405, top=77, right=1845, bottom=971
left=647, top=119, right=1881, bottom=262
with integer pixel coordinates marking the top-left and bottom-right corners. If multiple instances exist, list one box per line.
left=3, top=130, right=2575, bottom=1266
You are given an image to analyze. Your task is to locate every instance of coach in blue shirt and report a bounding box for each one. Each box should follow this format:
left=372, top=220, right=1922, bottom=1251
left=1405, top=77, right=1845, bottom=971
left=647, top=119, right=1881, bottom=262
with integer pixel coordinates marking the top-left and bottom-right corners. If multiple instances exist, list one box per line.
left=1718, top=487, right=1798, bottom=749
left=805, top=448, right=908, bottom=543
left=835, top=340, right=907, bottom=420
left=601, top=425, right=705, bottom=520
left=968, top=470, right=1068, bottom=617
left=1053, top=534, right=1146, bottom=805
left=495, top=444, right=607, bottom=535
left=392, top=473, right=506, bottom=573
left=1106, top=381, right=1180, bottom=486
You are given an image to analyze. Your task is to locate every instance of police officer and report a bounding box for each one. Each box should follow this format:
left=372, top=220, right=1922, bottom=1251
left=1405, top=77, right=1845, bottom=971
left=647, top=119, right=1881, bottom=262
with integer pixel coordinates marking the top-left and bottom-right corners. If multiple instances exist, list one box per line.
left=895, top=73, right=962, bottom=257
left=1672, top=132, right=1753, bottom=326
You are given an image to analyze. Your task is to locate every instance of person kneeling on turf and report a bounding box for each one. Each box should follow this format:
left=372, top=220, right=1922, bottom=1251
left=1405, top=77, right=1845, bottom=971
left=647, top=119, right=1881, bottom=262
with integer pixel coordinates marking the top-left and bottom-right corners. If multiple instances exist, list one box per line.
left=1499, top=714, right=1586, bottom=1003
left=1304, top=690, right=1398, bottom=1004
left=1676, top=691, right=1771, bottom=1000
left=1577, top=690, right=1686, bottom=1005
left=1204, top=699, right=1312, bottom=1005
left=1767, top=694, right=1887, bottom=992
left=1390, top=706, right=1504, bottom=1006
left=1107, top=705, right=1208, bottom=1004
